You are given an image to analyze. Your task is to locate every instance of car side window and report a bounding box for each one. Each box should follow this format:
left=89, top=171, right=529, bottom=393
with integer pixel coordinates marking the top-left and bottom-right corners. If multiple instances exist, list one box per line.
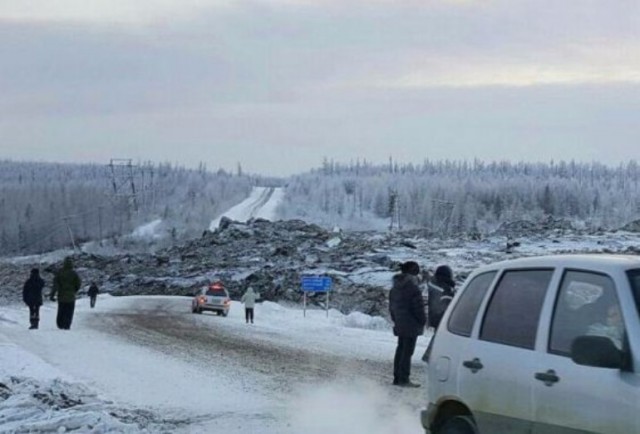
left=549, top=270, right=623, bottom=355
left=480, top=269, right=553, bottom=350
left=448, top=271, right=497, bottom=337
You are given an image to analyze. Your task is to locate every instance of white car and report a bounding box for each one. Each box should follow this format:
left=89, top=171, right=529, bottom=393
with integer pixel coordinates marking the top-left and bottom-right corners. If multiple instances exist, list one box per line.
left=422, top=254, right=640, bottom=434
left=191, top=282, right=231, bottom=316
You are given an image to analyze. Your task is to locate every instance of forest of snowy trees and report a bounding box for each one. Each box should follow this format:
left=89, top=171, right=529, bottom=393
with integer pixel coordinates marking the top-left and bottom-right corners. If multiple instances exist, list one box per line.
left=280, top=159, right=640, bottom=234
left=0, top=161, right=252, bottom=256
left=3, top=158, right=640, bottom=256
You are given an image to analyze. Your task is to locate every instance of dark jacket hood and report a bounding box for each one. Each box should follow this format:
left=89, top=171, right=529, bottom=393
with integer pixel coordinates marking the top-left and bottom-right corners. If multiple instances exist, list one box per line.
left=63, top=257, right=74, bottom=270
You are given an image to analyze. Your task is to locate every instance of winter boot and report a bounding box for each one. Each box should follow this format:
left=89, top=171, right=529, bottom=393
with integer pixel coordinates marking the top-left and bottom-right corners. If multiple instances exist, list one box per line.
left=399, top=381, right=421, bottom=388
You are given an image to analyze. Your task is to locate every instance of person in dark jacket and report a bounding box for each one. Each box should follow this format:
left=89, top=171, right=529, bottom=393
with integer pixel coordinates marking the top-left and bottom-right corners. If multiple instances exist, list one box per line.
left=427, top=265, right=456, bottom=330
left=50, top=257, right=81, bottom=330
left=23, top=268, right=45, bottom=329
left=389, top=261, right=427, bottom=387
left=88, top=282, right=99, bottom=308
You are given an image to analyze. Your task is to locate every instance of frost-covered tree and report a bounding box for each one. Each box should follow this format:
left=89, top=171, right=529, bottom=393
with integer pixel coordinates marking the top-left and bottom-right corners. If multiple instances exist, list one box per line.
left=280, top=159, right=640, bottom=234
left=0, top=160, right=253, bottom=255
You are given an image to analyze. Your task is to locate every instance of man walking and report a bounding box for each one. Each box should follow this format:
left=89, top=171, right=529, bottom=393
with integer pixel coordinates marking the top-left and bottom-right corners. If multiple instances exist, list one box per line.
left=88, top=282, right=99, bottom=308
left=50, top=257, right=81, bottom=330
left=389, top=261, right=426, bottom=387
left=23, top=268, right=45, bottom=329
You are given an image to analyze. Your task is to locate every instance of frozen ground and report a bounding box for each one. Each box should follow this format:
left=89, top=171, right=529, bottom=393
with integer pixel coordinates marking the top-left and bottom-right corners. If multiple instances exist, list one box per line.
left=0, top=295, right=429, bottom=433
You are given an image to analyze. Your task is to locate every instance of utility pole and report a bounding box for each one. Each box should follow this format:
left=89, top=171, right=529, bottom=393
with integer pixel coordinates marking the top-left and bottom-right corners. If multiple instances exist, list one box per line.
left=389, top=188, right=401, bottom=231
left=432, top=199, right=455, bottom=234
left=108, top=158, right=139, bottom=212
left=63, top=216, right=77, bottom=252
left=98, top=205, right=103, bottom=244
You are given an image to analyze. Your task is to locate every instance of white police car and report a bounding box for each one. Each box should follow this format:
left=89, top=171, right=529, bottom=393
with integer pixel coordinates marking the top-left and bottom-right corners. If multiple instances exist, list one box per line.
left=191, top=281, right=231, bottom=317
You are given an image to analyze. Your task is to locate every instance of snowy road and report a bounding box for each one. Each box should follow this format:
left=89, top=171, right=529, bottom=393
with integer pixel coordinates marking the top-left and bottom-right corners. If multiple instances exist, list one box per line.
left=209, top=187, right=284, bottom=231
left=0, top=296, right=428, bottom=433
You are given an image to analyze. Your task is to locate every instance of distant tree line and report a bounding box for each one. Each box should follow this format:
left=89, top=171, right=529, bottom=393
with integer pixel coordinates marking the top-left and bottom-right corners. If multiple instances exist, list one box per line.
left=0, top=160, right=253, bottom=256
left=280, top=158, right=640, bottom=234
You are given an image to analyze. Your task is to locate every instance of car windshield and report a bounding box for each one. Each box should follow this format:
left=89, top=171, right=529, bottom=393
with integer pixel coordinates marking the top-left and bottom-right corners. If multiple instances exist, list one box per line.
left=206, top=289, right=227, bottom=297
left=627, top=269, right=640, bottom=318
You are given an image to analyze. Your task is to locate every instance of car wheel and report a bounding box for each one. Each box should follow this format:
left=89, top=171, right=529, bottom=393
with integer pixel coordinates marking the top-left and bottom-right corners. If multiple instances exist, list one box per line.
left=195, top=307, right=202, bottom=314
left=216, top=311, right=222, bottom=316
left=437, top=416, right=477, bottom=434
left=222, top=311, right=228, bottom=317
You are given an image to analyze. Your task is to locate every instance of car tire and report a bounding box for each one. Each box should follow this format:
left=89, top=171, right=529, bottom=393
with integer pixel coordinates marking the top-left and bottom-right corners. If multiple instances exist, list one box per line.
left=222, top=311, right=228, bottom=317
left=195, top=307, right=202, bottom=314
left=437, top=415, right=477, bottom=434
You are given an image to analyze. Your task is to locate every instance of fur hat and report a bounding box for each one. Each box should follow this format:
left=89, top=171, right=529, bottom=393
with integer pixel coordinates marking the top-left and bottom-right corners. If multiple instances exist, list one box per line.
left=435, top=265, right=454, bottom=284
left=400, top=261, right=420, bottom=275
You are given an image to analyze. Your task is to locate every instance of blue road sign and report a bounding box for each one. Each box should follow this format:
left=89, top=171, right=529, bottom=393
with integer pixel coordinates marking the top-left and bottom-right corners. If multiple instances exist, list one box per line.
left=301, top=276, right=332, bottom=292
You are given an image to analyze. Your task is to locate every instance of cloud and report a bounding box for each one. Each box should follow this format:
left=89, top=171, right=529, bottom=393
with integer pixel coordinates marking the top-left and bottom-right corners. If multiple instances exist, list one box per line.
left=0, top=0, right=638, bottom=175
left=0, top=0, right=228, bottom=25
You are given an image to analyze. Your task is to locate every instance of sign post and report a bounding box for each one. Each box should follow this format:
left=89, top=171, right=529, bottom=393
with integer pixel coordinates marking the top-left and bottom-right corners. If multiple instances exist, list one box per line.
left=301, top=275, right=332, bottom=318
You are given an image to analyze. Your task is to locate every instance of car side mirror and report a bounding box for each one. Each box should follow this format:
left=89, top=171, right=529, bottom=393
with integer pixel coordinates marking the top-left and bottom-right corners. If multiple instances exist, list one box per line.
left=571, top=335, right=623, bottom=369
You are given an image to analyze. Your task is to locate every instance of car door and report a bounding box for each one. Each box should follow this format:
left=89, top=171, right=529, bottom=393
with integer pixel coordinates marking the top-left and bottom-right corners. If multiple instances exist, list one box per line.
left=458, top=268, right=554, bottom=433
left=532, top=269, right=640, bottom=434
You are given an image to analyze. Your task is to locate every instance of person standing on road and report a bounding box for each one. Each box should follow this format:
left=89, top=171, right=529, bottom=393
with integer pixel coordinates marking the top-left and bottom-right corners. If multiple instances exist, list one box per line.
left=389, top=261, right=427, bottom=388
left=241, top=286, right=260, bottom=324
left=88, top=282, right=99, bottom=308
left=427, top=265, right=456, bottom=330
left=50, top=257, right=81, bottom=330
left=23, top=268, right=45, bottom=330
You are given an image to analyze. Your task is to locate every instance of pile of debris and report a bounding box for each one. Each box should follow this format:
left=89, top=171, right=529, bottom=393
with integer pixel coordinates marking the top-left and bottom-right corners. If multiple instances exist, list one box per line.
left=0, top=218, right=395, bottom=316
left=621, top=219, right=640, bottom=233
left=493, top=215, right=578, bottom=238
left=3, top=215, right=639, bottom=317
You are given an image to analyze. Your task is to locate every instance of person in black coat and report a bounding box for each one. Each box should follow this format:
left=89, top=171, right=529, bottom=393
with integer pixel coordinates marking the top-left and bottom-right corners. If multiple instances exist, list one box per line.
left=23, top=268, right=45, bottom=330
left=427, top=265, right=456, bottom=330
left=389, top=261, right=427, bottom=387
left=88, top=282, right=99, bottom=308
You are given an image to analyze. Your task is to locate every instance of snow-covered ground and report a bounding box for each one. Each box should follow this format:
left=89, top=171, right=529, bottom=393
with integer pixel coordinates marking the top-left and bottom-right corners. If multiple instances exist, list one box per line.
left=5, top=184, right=640, bottom=433
left=5, top=228, right=640, bottom=432
left=209, top=187, right=283, bottom=231
left=0, top=295, right=429, bottom=433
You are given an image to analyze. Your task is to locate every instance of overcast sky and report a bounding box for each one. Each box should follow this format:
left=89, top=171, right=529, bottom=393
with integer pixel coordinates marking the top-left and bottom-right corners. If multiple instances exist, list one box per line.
left=1, top=0, right=639, bottom=176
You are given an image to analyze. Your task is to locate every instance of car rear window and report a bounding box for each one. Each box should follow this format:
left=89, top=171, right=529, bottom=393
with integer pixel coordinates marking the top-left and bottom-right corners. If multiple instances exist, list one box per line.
left=206, top=289, right=227, bottom=297
left=448, top=271, right=497, bottom=337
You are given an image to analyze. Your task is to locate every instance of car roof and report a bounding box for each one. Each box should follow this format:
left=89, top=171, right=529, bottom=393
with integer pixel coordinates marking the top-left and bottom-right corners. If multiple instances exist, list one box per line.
left=476, top=254, right=640, bottom=274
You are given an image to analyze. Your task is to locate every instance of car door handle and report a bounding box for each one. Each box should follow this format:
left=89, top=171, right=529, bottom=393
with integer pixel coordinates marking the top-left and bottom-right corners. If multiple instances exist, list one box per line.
left=535, top=369, right=560, bottom=386
left=462, top=358, right=483, bottom=373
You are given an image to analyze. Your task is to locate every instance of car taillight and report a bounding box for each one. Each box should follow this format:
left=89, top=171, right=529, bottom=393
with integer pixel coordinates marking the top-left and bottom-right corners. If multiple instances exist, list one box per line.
left=224, top=299, right=230, bottom=305
left=199, top=296, right=207, bottom=304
